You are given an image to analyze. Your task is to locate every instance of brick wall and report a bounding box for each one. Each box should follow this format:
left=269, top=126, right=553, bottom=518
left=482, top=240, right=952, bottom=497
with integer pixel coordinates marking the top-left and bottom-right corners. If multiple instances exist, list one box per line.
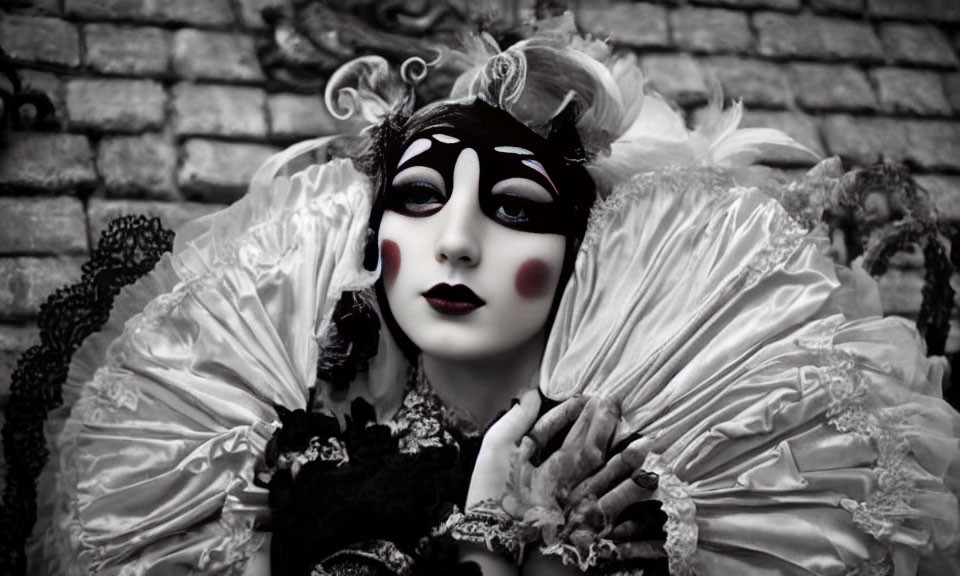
left=1, top=0, right=959, bottom=480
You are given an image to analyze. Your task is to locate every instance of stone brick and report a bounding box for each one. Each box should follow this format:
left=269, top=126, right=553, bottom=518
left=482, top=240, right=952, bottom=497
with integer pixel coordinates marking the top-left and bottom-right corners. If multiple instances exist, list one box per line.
left=0, top=198, right=87, bottom=255
left=670, top=7, right=752, bottom=54
left=641, top=54, right=708, bottom=106
left=686, top=0, right=800, bottom=10
left=808, top=0, right=864, bottom=13
left=824, top=118, right=960, bottom=174
left=237, top=0, right=285, bottom=29
left=700, top=57, right=794, bottom=108
left=754, top=12, right=883, bottom=61
left=173, top=84, right=267, bottom=138
left=0, top=324, right=40, bottom=403
left=944, top=73, right=960, bottom=115
left=172, top=29, right=265, bottom=82
left=877, top=268, right=923, bottom=317
left=872, top=68, right=952, bottom=117
left=87, top=199, right=225, bottom=245
left=179, top=139, right=279, bottom=203
left=879, top=24, right=958, bottom=68
left=0, top=15, right=79, bottom=68
left=915, top=175, right=960, bottom=222
left=904, top=121, right=960, bottom=171
left=578, top=3, right=669, bottom=48
left=83, top=24, right=171, bottom=76
left=0, top=257, right=83, bottom=320
left=66, top=79, right=166, bottom=133
left=867, top=0, right=960, bottom=22
left=792, top=63, right=877, bottom=112
left=268, top=93, right=339, bottom=139
left=739, top=110, right=825, bottom=166
left=0, top=133, right=96, bottom=192
left=6, top=0, right=61, bottom=15
left=97, top=134, right=179, bottom=200
left=821, top=115, right=907, bottom=166
left=65, top=0, right=235, bottom=27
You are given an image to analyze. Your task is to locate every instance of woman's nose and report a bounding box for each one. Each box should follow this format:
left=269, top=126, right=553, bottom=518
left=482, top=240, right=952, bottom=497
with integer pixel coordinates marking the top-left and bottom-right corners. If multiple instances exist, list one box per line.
left=435, top=148, right=482, bottom=266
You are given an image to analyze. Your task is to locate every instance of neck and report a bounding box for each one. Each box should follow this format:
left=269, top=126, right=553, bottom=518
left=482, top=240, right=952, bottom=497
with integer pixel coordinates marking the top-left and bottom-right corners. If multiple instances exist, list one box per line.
left=422, top=333, right=545, bottom=428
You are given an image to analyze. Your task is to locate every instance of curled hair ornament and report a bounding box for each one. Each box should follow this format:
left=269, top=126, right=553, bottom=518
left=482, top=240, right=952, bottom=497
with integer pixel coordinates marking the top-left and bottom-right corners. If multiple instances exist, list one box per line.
left=400, top=57, right=429, bottom=85
left=324, top=55, right=409, bottom=124
left=482, top=48, right=527, bottom=111
left=400, top=48, right=443, bottom=86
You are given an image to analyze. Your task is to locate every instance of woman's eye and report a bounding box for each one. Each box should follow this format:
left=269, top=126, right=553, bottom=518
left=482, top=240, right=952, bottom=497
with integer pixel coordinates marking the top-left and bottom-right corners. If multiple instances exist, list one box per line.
left=388, top=166, right=446, bottom=216
left=494, top=197, right=530, bottom=224
left=392, top=182, right=445, bottom=215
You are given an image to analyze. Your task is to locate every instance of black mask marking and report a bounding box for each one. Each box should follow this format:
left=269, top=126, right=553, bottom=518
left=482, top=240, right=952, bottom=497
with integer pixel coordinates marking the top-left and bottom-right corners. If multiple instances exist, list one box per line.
left=385, top=101, right=587, bottom=235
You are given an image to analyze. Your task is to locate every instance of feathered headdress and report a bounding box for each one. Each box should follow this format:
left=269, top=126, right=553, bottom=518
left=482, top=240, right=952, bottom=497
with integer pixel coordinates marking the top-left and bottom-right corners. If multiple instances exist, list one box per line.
left=323, top=12, right=819, bottom=194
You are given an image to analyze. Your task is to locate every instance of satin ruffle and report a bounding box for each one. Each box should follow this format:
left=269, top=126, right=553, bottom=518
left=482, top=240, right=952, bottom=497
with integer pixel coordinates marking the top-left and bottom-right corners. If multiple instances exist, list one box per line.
left=28, top=147, right=380, bottom=575
left=540, top=167, right=960, bottom=576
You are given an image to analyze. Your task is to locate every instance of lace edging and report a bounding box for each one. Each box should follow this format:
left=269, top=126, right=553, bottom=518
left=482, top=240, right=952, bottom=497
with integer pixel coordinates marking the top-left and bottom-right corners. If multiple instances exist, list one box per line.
left=645, top=453, right=698, bottom=576
left=200, top=424, right=273, bottom=576
left=816, top=347, right=916, bottom=544
left=845, top=554, right=894, bottom=576
left=583, top=167, right=735, bottom=250
left=539, top=539, right=617, bottom=572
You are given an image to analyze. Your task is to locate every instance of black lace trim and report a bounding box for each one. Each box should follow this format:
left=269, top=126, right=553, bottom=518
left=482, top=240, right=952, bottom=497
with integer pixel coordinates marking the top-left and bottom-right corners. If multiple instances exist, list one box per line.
left=0, top=215, right=174, bottom=575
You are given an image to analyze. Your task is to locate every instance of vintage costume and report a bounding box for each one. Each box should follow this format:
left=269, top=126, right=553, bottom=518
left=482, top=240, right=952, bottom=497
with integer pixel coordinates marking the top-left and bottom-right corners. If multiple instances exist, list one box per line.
left=9, top=17, right=960, bottom=576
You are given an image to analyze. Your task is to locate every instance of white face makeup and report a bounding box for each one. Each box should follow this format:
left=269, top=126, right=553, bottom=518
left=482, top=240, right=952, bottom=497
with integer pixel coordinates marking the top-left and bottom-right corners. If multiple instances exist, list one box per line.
left=378, top=140, right=566, bottom=361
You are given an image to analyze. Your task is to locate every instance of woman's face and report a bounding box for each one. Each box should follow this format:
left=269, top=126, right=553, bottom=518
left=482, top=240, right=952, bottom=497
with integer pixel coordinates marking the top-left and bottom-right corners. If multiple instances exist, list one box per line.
left=378, top=130, right=567, bottom=361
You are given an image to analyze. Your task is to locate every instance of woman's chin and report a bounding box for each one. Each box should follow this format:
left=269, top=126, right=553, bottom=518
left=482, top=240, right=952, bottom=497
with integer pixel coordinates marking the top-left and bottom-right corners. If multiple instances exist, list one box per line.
left=414, top=326, right=547, bottom=365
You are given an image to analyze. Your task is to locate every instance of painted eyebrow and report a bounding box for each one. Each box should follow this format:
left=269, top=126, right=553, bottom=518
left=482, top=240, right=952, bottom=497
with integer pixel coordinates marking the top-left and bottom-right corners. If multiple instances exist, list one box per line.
left=494, top=146, right=535, bottom=156
left=521, top=158, right=558, bottom=195
left=397, top=138, right=432, bottom=168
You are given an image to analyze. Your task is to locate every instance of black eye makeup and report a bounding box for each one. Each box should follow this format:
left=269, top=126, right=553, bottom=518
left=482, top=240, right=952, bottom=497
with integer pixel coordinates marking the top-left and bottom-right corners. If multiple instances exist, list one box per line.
left=387, top=166, right=447, bottom=216
left=385, top=130, right=575, bottom=234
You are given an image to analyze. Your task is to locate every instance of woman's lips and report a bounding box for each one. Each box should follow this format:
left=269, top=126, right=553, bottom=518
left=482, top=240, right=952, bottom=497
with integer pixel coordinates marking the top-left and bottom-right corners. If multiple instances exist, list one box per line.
left=423, top=283, right=485, bottom=315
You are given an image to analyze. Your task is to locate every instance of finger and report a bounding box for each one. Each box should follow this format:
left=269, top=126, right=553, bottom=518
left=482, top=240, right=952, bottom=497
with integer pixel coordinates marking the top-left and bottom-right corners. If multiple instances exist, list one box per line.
left=537, top=397, right=618, bottom=497
left=517, top=435, right=538, bottom=463
left=559, top=397, right=620, bottom=479
left=566, top=452, right=632, bottom=506
left=527, top=395, right=587, bottom=451
left=619, top=435, right=654, bottom=469
left=564, top=435, right=654, bottom=510
left=487, top=387, right=541, bottom=445
left=631, top=469, right=660, bottom=492
left=562, top=396, right=620, bottom=457
left=596, top=474, right=657, bottom=526
left=614, top=541, right=667, bottom=560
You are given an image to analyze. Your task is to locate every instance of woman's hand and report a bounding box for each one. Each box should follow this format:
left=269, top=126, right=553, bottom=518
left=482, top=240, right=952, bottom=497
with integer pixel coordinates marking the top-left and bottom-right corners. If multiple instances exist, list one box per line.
left=510, top=399, right=668, bottom=571
left=460, top=388, right=541, bottom=576
left=563, top=435, right=667, bottom=563
left=466, top=387, right=543, bottom=509
left=507, top=396, right=621, bottom=519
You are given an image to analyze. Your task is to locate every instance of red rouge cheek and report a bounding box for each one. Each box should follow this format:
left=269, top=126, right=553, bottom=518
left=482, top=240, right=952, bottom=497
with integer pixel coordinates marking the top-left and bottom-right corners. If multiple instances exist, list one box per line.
left=381, top=240, right=401, bottom=284
left=515, top=258, right=552, bottom=299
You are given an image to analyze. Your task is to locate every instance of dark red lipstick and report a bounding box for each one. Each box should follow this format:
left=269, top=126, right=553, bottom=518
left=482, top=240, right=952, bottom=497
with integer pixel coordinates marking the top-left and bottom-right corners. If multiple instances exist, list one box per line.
left=423, top=283, right=485, bottom=315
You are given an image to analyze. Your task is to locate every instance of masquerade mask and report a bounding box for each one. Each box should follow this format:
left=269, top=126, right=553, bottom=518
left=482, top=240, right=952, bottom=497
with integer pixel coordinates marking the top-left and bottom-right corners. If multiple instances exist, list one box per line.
left=384, top=100, right=594, bottom=237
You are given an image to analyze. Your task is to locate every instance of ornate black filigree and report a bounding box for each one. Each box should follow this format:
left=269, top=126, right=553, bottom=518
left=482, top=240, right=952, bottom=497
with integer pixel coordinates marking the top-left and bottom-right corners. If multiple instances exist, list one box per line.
left=0, top=46, right=56, bottom=133
left=827, top=164, right=954, bottom=356
left=256, top=0, right=573, bottom=94
left=0, top=216, right=174, bottom=576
